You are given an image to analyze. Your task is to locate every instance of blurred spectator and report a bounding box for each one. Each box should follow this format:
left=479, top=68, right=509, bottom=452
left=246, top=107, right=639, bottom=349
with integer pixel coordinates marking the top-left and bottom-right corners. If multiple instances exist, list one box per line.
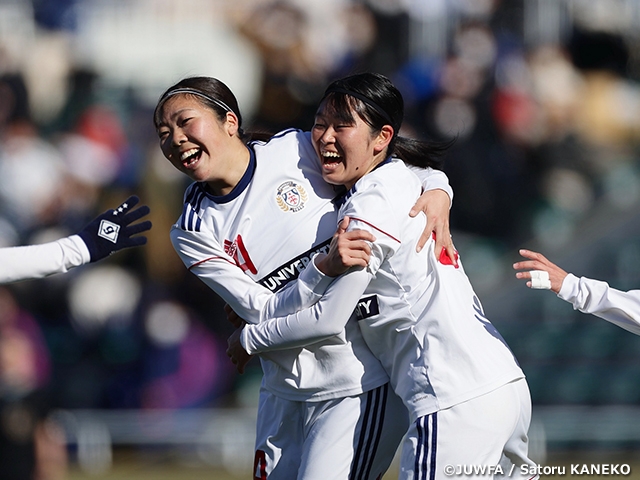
left=328, top=3, right=379, bottom=77
left=31, top=0, right=79, bottom=32
left=0, top=73, right=30, bottom=129
left=55, top=104, right=128, bottom=218
left=0, top=287, right=67, bottom=480
left=140, top=300, right=236, bottom=409
left=236, top=1, right=327, bottom=132
left=0, top=106, right=69, bottom=234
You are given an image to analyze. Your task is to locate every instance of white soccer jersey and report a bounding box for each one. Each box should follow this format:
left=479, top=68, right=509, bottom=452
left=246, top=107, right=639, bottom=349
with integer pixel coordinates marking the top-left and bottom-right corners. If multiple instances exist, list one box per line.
left=171, top=128, right=452, bottom=402
left=241, top=157, right=524, bottom=421
left=559, top=273, right=640, bottom=336
left=0, top=235, right=90, bottom=284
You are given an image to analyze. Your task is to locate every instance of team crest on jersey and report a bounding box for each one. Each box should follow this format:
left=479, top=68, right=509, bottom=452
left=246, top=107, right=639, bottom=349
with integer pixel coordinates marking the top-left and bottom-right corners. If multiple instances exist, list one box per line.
left=276, top=181, right=308, bottom=212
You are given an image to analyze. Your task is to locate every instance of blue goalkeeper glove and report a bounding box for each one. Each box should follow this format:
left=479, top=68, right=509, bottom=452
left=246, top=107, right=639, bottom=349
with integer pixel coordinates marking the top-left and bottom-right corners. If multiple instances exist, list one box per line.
left=78, top=195, right=152, bottom=262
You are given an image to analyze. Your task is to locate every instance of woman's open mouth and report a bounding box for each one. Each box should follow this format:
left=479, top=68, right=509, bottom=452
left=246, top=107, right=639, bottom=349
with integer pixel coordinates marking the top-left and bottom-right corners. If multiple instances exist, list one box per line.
left=181, top=148, right=202, bottom=168
left=321, top=151, right=342, bottom=171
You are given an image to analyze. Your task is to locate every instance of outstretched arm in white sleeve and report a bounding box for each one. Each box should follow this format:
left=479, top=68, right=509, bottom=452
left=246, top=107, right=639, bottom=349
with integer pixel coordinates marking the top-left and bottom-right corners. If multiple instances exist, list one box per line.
left=559, top=274, right=640, bottom=336
left=225, top=251, right=377, bottom=372
left=0, top=195, right=151, bottom=285
left=514, top=248, right=640, bottom=336
left=0, top=236, right=90, bottom=284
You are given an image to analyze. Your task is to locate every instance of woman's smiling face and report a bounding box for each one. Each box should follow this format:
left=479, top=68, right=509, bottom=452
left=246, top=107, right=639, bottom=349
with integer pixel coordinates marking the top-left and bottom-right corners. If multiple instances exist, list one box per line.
left=312, top=99, right=392, bottom=190
left=156, top=95, right=232, bottom=184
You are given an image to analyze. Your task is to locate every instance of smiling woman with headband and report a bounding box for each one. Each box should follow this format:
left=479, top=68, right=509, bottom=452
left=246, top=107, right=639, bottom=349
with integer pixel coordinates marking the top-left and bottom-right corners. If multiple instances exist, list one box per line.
left=155, top=74, right=457, bottom=479
left=154, top=78, right=252, bottom=195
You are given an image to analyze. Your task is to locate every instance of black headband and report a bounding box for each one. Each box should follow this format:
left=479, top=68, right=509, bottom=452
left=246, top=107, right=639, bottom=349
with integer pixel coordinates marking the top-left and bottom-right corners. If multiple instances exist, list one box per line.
left=324, top=86, right=398, bottom=131
left=158, top=88, right=234, bottom=114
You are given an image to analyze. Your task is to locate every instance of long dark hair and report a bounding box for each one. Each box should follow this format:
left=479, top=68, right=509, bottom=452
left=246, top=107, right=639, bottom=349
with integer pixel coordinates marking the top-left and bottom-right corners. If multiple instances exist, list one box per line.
left=320, top=72, right=450, bottom=170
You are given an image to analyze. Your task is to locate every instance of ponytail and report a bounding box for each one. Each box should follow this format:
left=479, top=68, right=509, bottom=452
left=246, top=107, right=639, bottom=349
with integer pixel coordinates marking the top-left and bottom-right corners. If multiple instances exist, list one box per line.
left=393, top=136, right=454, bottom=170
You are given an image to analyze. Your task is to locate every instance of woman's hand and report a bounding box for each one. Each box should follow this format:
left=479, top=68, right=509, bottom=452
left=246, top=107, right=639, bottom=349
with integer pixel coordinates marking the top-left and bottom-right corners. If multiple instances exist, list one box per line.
left=315, top=216, right=376, bottom=277
left=410, top=189, right=457, bottom=266
left=513, top=249, right=568, bottom=294
left=224, top=303, right=246, bottom=328
left=227, top=326, right=252, bottom=374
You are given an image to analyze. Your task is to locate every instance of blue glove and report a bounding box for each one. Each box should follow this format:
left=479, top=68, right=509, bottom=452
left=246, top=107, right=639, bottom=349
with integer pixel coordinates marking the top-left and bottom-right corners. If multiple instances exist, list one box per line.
left=78, top=195, right=152, bottom=262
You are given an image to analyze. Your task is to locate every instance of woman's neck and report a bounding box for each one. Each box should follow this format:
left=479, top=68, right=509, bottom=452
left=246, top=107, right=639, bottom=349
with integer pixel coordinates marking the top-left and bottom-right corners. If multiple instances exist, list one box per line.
left=206, top=141, right=251, bottom=196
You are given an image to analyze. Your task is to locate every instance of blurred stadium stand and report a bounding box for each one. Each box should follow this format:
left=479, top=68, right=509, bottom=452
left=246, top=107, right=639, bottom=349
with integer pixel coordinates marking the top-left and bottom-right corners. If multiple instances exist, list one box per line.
left=485, top=198, right=640, bottom=453
left=3, top=0, right=640, bottom=476
left=52, top=408, right=257, bottom=475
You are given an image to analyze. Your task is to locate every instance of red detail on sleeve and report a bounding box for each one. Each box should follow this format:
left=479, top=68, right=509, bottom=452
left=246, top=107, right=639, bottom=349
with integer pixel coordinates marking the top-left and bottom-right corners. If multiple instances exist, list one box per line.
left=224, top=235, right=258, bottom=275
left=236, top=235, right=258, bottom=274
left=348, top=216, right=401, bottom=243
left=189, top=255, right=235, bottom=270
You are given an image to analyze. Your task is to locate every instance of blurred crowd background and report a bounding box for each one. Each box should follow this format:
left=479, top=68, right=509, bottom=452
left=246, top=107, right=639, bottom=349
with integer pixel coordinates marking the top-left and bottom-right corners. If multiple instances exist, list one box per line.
left=2, top=0, right=640, bottom=478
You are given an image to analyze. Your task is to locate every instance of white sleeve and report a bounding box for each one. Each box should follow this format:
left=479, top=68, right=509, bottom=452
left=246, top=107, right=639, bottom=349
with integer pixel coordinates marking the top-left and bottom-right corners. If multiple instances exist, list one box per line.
left=407, top=166, right=453, bottom=207
left=558, top=273, right=640, bottom=336
left=0, top=235, right=91, bottom=283
left=0, top=235, right=90, bottom=284
left=241, top=187, right=400, bottom=353
left=170, top=225, right=333, bottom=325
left=242, top=265, right=373, bottom=353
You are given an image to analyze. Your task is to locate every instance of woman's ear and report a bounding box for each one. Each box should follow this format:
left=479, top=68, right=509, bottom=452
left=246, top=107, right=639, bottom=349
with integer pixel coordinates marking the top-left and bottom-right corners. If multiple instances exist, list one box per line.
left=224, top=111, right=240, bottom=136
left=373, top=125, right=394, bottom=154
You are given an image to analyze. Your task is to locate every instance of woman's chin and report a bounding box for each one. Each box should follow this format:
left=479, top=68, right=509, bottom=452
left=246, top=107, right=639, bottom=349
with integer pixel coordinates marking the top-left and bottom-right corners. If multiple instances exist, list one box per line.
left=321, top=172, right=345, bottom=187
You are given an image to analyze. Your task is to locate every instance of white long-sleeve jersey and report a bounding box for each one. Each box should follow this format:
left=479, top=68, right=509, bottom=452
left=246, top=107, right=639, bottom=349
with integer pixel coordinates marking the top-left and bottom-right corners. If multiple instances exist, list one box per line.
left=0, top=235, right=90, bottom=284
left=170, top=129, right=453, bottom=403
left=241, top=157, right=524, bottom=421
left=559, top=273, right=640, bottom=336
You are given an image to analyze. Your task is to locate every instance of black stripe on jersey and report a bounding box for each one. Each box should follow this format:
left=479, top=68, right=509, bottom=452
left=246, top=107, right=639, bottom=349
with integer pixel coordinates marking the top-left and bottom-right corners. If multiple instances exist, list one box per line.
left=350, top=384, right=388, bottom=480
left=414, top=413, right=437, bottom=480
left=332, top=184, right=356, bottom=209
left=194, top=185, right=207, bottom=211
left=257, top=238, right=332, bottom=292
left=354, top=295, right=380, bottom=320
left=181, top=185, right=196, bottom=231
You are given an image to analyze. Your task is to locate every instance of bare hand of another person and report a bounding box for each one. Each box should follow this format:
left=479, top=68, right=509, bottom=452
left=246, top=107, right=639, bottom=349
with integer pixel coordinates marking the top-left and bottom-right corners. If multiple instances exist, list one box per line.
left=224, top=303, right=246, bottom=329
left=226, top=326, right=252, bottom=374
left=315, top=216, right=376, bottom=277
left=513, top=249, right=568, bottom=294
